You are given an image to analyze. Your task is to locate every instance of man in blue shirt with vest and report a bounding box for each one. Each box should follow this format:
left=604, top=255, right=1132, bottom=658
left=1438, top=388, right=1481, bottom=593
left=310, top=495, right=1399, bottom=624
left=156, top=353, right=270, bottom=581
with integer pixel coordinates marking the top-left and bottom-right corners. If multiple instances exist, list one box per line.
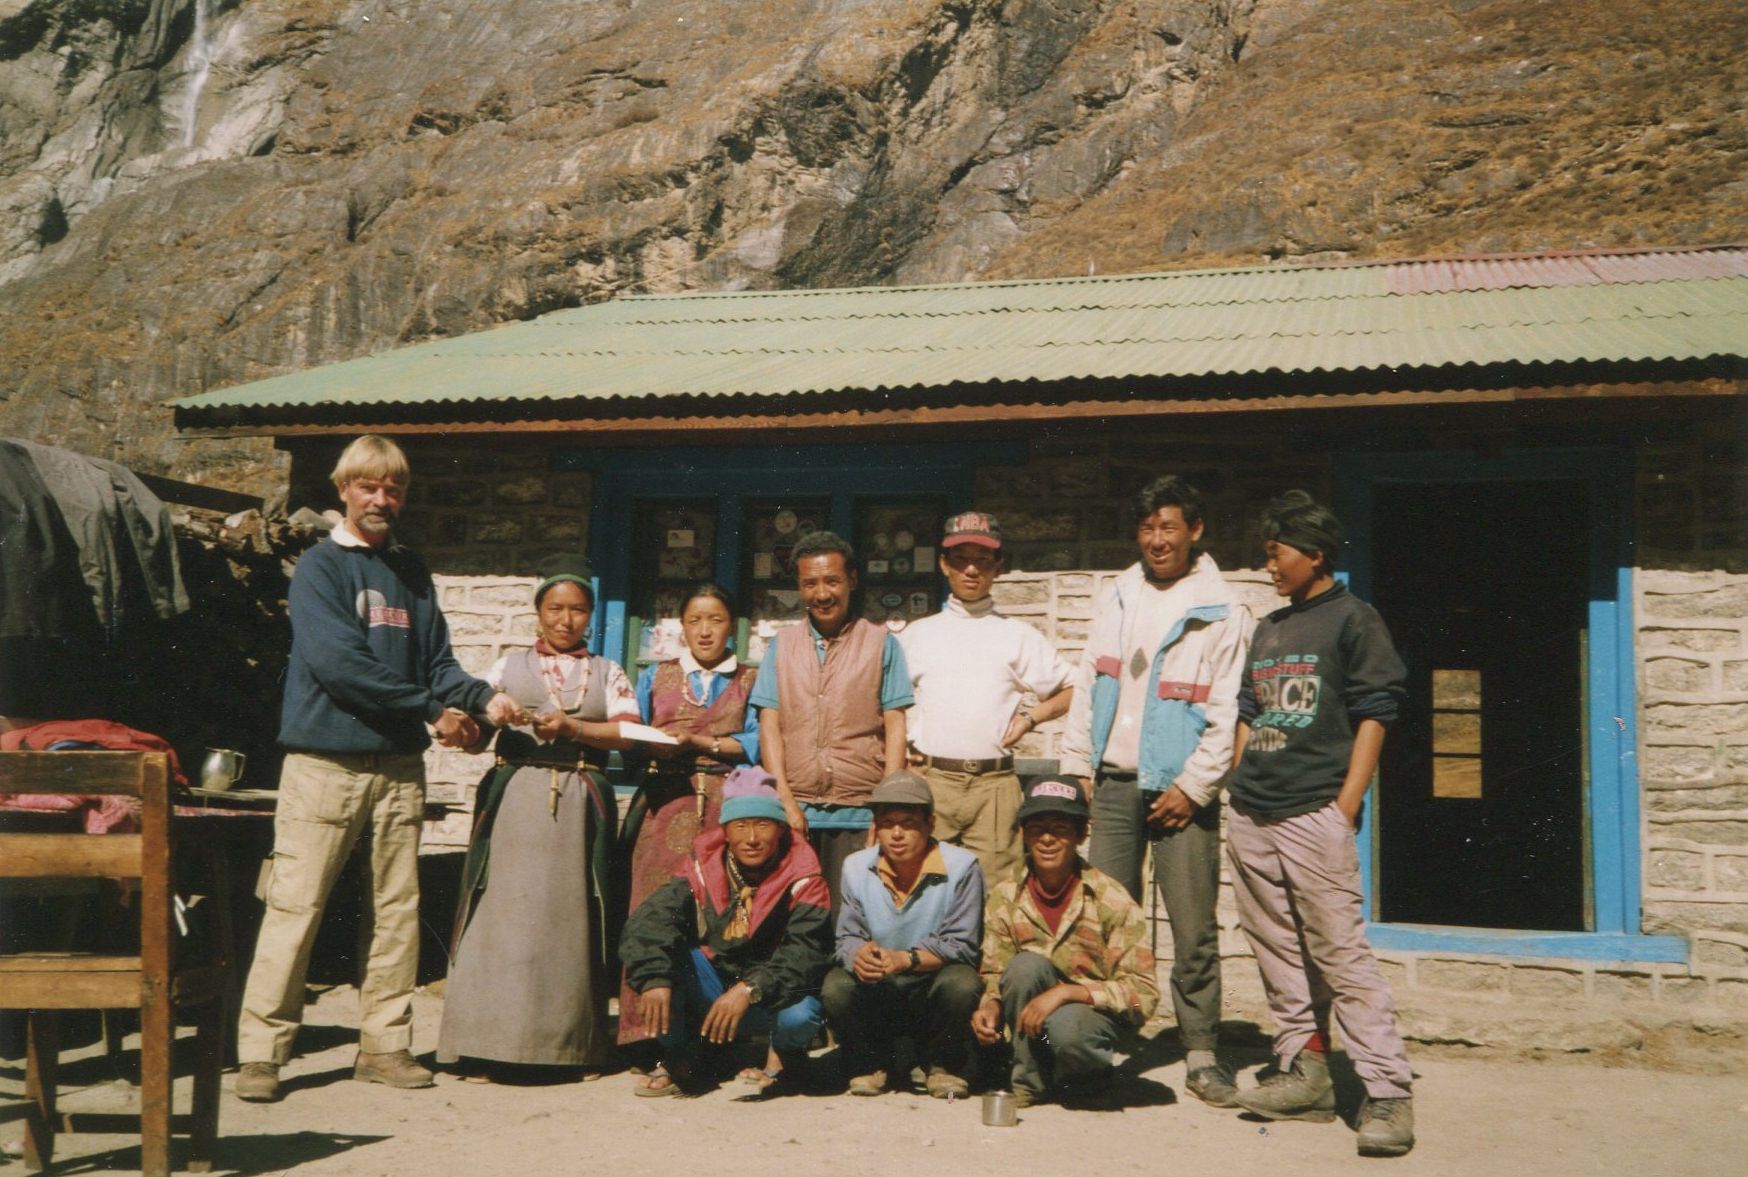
left=751, top=531, right=912, bottom=912
left=822, top=770, right=984, bottom=1098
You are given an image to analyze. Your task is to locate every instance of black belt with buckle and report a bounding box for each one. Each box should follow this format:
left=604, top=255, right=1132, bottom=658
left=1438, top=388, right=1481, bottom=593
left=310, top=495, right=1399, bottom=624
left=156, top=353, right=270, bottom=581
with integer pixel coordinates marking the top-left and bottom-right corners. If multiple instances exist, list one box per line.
left=919, top=753, right=1014, bottom=775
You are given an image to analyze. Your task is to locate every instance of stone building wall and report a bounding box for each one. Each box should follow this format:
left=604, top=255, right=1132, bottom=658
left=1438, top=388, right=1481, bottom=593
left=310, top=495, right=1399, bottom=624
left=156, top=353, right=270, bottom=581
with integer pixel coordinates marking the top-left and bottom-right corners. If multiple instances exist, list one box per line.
left=969, top=429, right=1329, bottom=576
left=286, top=438, right=593, bottom=576
left=419, top=575, right=544, bottom=845
left=1633, top=418, right=1748, bottom=1003
left=333, top=421, right=1748, bottom=1046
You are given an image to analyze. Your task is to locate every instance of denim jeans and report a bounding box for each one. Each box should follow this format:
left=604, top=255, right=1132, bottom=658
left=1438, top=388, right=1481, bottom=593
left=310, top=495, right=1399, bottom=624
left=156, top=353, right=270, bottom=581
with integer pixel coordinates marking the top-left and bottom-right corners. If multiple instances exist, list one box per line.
left=656, top=948, right=823, bottom=1062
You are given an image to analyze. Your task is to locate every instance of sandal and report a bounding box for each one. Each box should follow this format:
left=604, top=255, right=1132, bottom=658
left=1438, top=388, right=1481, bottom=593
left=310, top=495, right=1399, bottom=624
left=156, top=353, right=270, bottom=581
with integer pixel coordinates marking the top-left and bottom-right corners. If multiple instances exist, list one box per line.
left=737, top=1065, right=783, bottom=1089
left=634, top=1065, right=685, bottom=1098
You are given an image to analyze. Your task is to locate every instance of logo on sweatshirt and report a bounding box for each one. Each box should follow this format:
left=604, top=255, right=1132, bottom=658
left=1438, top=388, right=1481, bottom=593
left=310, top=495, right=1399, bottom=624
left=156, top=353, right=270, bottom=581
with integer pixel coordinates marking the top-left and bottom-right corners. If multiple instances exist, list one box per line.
left=1249, top=654, right=1321, bottom=752
left=356, top=588, right=411, bottom=629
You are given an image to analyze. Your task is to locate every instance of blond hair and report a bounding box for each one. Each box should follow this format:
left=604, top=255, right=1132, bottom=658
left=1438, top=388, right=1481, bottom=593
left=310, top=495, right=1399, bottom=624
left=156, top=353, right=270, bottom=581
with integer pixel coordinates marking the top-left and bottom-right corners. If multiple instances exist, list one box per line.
left=331, top=435, right=410, bottom=489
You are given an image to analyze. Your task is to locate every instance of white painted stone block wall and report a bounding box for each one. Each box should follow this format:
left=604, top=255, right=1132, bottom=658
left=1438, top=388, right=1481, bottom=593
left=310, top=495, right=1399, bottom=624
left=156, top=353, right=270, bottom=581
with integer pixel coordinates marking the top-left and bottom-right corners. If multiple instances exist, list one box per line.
left=1637, top=567, right=1748, bottom=983
left=422, top=575, right=541, bottom=845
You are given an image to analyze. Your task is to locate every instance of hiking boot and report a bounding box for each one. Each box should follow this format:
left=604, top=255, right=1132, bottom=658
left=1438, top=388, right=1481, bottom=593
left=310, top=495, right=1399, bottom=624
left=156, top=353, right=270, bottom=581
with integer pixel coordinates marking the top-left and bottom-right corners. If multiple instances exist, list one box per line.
left=1232, top=1050, right=1336, bottom=1122
left=235, top=1061, right=281, bottom=1103
left=847, top=1069, right=890, bottom=1096
left=354, top=1050, right=435, bottom=1089
left=924, top=1067, right=969, bottom=1100
left=1185, top=1062, right=1239, bottom=1107
left=1011, top=1084, right=1044, bottom=1109
left=1356, top=1096, right=1415, bottom=1156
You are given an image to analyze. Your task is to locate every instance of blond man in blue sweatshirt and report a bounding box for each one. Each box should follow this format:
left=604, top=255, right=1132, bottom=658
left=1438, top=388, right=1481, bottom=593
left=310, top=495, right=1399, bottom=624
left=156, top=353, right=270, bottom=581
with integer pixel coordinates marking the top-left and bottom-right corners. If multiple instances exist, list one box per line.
left=236, top=436, right=512, bottom=1103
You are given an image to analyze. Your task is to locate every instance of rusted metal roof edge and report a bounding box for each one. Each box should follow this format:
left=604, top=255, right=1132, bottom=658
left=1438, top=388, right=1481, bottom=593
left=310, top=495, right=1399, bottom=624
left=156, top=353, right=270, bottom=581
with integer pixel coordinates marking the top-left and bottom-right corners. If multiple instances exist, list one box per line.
left=172, top=367, right=1745, bottom=440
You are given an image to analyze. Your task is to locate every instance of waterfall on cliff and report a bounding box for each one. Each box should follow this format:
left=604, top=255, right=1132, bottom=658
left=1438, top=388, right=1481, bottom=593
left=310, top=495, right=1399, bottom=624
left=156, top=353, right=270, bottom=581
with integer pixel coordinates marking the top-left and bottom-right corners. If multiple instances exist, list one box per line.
left=177, top=0, right=216, bottom=148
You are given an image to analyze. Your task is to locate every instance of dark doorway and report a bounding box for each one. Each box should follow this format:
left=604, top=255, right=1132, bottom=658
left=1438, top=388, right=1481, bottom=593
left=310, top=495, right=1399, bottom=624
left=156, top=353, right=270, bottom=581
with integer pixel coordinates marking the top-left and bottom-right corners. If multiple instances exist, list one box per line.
left=1370, top=480, right=1590, bottom=931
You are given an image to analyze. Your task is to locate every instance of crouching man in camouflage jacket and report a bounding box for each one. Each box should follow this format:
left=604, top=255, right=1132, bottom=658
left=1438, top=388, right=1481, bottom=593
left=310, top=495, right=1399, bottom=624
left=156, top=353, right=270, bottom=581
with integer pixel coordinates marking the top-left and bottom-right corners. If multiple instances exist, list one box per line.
left=970, top=776, right=1159, bottom=1106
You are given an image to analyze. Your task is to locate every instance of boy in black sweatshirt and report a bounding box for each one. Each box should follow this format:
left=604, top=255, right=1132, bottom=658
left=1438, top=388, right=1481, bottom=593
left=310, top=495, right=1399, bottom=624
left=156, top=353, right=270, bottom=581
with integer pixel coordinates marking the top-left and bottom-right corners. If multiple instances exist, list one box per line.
left=1225, top=491, right=1415, bottom=1157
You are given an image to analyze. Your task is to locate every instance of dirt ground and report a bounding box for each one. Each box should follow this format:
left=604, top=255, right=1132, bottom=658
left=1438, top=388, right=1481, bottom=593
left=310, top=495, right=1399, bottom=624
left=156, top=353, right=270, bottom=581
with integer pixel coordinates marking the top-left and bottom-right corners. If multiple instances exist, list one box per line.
left=5, top=986, right=1746, bottom=1177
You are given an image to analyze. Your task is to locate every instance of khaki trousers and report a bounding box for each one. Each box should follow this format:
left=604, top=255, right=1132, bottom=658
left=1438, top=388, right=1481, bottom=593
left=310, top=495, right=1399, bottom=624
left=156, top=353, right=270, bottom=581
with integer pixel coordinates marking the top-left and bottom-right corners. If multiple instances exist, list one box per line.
left=237, top=751, right=426, bottom=1065
left=920, top=764, right=1024, bottom=887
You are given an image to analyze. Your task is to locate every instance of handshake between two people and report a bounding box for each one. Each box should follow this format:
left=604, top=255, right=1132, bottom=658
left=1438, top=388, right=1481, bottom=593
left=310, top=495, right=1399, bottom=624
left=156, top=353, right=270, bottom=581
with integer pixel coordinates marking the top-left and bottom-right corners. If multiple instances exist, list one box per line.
left=429, top=692, right=572, bottom=749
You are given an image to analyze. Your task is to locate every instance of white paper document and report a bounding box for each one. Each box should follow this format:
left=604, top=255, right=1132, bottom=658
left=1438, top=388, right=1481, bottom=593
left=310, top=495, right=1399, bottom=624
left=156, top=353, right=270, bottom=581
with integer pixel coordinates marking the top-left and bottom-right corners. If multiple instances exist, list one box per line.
left=618, top=721, right=681, bottom=745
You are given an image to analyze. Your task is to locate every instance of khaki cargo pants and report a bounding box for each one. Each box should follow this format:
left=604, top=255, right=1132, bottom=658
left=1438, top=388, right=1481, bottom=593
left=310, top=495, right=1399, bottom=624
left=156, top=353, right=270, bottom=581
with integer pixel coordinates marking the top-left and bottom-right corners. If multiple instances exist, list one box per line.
left=237, top=751, right=426, bottom=1065
left=920, top=764, right=1024, bottom=887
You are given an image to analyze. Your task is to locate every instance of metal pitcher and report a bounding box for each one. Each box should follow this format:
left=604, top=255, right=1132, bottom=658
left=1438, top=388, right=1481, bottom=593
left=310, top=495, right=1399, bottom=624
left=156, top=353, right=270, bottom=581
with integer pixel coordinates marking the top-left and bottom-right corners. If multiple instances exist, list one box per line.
left=199, top=747, right=247, bottom=791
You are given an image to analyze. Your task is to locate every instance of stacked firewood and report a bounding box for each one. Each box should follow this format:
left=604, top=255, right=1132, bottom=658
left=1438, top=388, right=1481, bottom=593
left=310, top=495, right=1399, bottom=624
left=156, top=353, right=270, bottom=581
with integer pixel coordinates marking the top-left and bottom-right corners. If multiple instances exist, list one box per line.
left=107, top=508, right=334, bottom=791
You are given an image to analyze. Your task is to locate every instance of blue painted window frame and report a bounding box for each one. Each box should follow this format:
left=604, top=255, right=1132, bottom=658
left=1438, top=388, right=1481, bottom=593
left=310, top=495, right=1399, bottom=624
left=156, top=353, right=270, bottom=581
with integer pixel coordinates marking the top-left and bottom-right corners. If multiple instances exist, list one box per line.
left=557, top=439, right=1020, bottom=684
left=1336, top=448, right=1685, bottom=964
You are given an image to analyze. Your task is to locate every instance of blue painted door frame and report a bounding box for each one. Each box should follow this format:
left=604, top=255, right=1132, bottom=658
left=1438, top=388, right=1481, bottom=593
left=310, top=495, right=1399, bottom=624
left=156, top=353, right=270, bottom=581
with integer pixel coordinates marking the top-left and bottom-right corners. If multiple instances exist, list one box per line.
left=559, top=440, right=1020, bottom=672
left=1336, top=448, right=1684, bottom=963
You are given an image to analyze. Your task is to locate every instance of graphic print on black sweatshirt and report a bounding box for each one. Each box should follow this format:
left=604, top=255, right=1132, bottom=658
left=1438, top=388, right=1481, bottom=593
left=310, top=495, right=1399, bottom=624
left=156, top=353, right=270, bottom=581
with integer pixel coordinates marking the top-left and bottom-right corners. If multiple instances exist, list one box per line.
left=1248, top=654, right=1321, bottom=752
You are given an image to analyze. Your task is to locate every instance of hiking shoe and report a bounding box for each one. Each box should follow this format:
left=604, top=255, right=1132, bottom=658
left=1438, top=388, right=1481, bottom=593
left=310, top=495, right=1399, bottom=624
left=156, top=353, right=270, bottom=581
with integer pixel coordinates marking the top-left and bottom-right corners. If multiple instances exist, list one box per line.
left=1011, top=1084, right=1045, bottom=1109
left=924, top=1068, right=969, bottom=1100
left=1357, top=1096, right=1415, bottom=1156
left=354, top=1049, right=435, bottom=1089
left=1185, top=1062, right=1239, bottom=1107
left=235, top=1061, right=281, bottom=1103
left=1232, top=1050, right=1336, bottom=1122
left=847, top=1069, right=890, bottom=1096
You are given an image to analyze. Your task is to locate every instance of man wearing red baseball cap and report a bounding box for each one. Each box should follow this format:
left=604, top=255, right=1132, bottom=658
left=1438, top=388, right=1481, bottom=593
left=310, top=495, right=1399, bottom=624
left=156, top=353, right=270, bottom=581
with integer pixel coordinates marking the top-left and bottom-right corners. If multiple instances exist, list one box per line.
left=898, top=511, right=1073, bottom=885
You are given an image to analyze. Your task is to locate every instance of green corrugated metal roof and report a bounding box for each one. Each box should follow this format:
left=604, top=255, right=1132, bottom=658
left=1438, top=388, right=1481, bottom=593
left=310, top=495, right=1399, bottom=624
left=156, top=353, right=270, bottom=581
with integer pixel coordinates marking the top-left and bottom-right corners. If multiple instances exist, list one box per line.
left=173, top=247, right=1748, bottom=420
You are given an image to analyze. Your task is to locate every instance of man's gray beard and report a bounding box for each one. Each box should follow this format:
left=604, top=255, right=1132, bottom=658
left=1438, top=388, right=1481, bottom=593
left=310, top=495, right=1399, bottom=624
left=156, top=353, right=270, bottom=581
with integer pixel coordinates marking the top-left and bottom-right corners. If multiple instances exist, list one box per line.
left=359, top=513, right=394, bottom=535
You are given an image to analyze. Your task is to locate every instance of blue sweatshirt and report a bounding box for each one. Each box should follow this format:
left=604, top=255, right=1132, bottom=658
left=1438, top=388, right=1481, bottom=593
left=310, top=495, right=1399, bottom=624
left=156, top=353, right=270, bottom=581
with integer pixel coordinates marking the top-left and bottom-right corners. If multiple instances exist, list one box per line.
left=278, top=531, right=492, bottom=755
left=835, top=842, right=984, bottom=970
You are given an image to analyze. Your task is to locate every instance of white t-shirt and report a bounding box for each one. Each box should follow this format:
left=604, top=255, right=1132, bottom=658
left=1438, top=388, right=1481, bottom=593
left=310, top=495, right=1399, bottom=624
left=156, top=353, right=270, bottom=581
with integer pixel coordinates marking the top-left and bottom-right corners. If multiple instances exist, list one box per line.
left=1101, top=573, right=1198, bottom=771
left=899, top=595, right=1072, bottom=761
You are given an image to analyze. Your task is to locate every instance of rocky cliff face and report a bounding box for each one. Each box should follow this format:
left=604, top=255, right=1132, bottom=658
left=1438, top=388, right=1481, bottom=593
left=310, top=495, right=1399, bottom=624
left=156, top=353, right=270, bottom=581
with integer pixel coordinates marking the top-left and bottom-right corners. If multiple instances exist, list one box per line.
left=1, top=0, right=1742, bottom=490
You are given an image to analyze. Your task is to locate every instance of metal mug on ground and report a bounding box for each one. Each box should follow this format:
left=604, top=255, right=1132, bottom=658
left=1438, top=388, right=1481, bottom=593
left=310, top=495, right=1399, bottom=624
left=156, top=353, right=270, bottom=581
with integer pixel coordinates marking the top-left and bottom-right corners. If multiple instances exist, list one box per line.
left=982, top=1090, right=1018, bottom=1127
left=199, top=748, right=247, bottom=792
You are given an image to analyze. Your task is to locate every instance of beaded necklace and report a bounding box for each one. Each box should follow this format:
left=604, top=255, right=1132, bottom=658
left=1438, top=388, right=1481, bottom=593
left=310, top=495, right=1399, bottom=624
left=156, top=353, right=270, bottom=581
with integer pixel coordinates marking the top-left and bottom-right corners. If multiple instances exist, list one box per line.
left=539, top=651, right=589, bottom=712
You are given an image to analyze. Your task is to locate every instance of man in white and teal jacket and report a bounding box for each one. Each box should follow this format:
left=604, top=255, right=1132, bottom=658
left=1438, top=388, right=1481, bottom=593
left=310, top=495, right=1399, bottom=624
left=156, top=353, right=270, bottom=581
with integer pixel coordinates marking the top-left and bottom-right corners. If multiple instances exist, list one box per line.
left=1060, top=475, right=1254, bottom=1107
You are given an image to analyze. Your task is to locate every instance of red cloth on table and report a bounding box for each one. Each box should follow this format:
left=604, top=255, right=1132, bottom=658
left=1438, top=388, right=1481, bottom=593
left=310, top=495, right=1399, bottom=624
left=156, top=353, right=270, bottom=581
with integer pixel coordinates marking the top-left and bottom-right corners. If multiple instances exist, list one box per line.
left=1, top=719, right=188, bottom=833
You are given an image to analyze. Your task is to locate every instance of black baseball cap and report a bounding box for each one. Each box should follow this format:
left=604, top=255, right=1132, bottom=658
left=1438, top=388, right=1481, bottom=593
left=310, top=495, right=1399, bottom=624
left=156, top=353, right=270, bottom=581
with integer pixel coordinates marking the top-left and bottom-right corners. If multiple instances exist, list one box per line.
left=1014, top=774, right=1089, bottom=826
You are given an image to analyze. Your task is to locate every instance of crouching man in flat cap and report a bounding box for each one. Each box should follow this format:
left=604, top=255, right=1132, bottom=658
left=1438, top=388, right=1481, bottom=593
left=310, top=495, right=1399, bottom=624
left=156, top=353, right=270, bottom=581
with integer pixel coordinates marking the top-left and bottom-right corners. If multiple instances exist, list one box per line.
left=822, top=770, right=985, bottom=1098
left=971, top=776, right=1159, bottom=1107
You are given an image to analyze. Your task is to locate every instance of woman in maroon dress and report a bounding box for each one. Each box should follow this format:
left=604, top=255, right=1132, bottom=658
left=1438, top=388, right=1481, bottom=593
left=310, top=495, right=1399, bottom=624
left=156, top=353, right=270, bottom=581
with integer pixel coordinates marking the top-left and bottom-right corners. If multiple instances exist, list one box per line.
left=619, top=584, right=760, bottom=1047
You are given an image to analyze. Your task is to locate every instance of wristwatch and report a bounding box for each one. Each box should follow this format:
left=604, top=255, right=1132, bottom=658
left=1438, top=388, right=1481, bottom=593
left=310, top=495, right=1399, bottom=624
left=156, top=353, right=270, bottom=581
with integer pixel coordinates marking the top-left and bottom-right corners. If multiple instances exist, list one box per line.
left=743, top=976, right=764, bottom=1004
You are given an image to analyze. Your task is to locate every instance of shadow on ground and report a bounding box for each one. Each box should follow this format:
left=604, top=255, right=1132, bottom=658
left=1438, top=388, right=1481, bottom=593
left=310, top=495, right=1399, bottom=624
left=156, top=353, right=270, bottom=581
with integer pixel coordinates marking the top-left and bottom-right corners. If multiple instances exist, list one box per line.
left=30, top=1130, right=390, bottom=1177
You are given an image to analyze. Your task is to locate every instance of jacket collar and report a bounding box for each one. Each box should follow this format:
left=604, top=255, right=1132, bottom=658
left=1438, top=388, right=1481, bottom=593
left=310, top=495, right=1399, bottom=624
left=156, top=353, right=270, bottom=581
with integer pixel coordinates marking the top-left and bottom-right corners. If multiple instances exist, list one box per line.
left=944, top=594, right=997, bottom=619
left=332, top=520, right=401, bottom=553
left=680, top=648, right=738, bottom=677
left=1269, top=580, right=1350, bottom=621
left=1113, top=552, right=1230, bottom=609
left=683, top=825, right=824, bottom=938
